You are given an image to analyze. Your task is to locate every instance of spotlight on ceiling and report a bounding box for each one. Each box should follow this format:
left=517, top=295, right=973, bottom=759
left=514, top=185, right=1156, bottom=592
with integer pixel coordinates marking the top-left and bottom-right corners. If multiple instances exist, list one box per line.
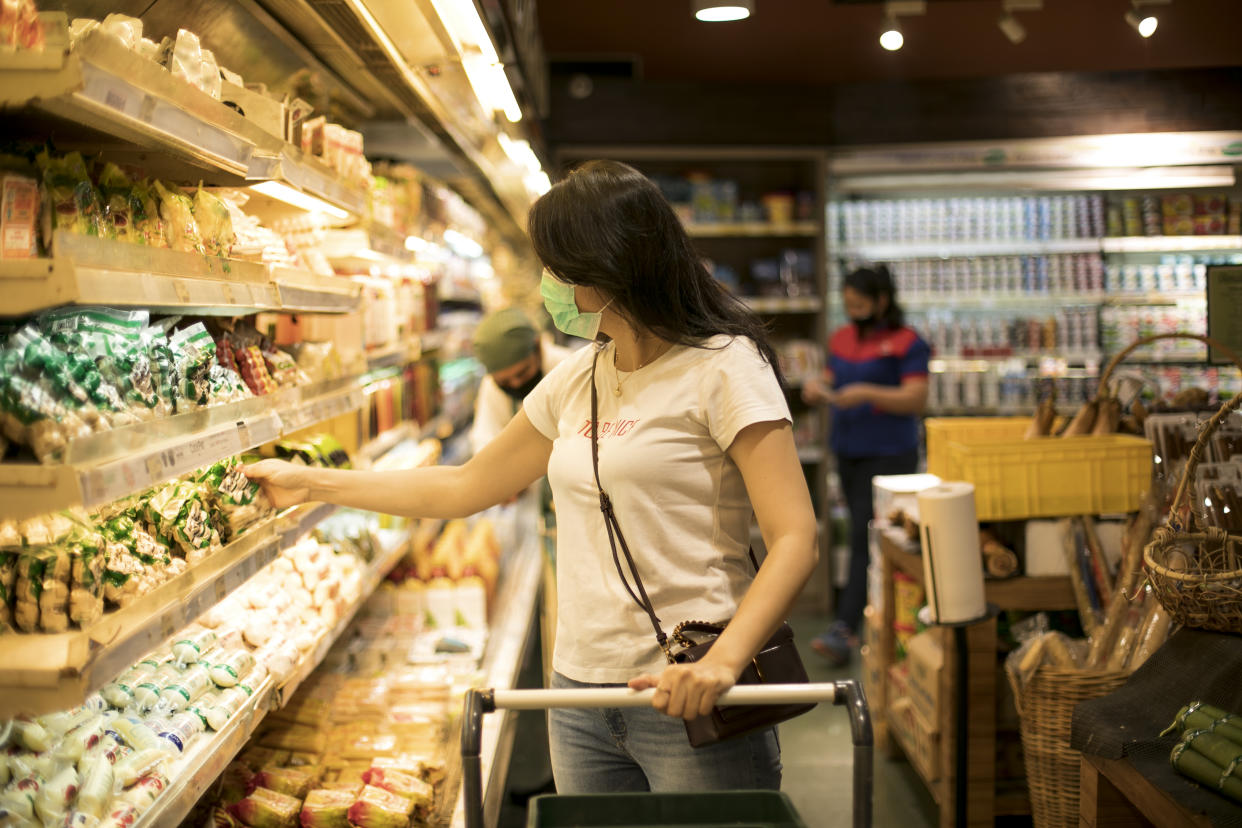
left=879, top=1, right=924, bottom=51
left=692, top=0, right=753, bottom=22
left=997, top=0, right=1041, bottom=44
left=879, top=17, right=904, bottom=50
left=1125, top=0, right=1171, bottom=37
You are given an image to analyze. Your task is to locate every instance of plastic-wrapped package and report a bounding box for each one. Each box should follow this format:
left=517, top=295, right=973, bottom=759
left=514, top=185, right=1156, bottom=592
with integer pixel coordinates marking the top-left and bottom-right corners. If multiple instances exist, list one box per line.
left=102, top=541, right=147, bottom=609
left=152, top=181, right=203, bottom=254
left=217, top=761, right=255, bottom=804
left=360, top=766, right=431, bottom=812
left=197, top=460, right=271, bottom=541
left=259, top=341, right=308, bottom=389
left=146, top=480, right=220, bottom=559
left=99, top=13, right=143, bottom=50
left=227, top=786, right=300, bottom=828
left=34, top=765, right=80, bottom=826
left=113, top=747, right=166, bottom=787
left=53, top=718, right=104, bottom=763
left=0, top=774, right=41, bottom=822
left=298, top=789, right=353, bottom=828
left=193, top=188, right=233, bottom=257
left=62, top=810, right=102, bottom=828
left=96, top=804, right=140, bottom=828
left=98, top=163, right=140, bottom=244
left=168, top=324, right=216, bottom=410
left=120, top=771, right=168, bottom=811
left=131, top=181, right=167, bottom=248
left=1, top=0, right=44, bottom=49
left=199, top=49, right=222, bottom=100
left=131, top=663, right=181, bottom=713
left=208, top=649, right=256, bottom=688
left=38, top=152, right=104, bottom=243
left=76, top=754, right=115, bottom=819
left=172, top=626, right=217, bottom=666
left=347, top=785, right=415, bottom=828
left=159, top=663, right=212, bottom=712
left=248, top=766, right=312, bottom=799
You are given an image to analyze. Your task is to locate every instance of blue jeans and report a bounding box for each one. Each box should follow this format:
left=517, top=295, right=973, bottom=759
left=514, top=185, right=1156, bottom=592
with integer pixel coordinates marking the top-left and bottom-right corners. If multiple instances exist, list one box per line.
left=547, top=671, right=782, bottom=793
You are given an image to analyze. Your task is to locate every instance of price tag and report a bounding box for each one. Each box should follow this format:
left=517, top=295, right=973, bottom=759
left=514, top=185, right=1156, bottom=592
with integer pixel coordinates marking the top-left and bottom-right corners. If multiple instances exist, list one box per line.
left=173, top=281, right=191, bottom=304
left=236, top=421, right=252, bottom=447
left=145, top=454, right=164, bottom=482
left=104, top=90, right=128, bottom=111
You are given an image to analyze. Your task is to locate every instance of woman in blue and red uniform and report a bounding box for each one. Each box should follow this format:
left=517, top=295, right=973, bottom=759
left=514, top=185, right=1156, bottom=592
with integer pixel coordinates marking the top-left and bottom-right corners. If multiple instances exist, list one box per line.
left=803, top=265, right=929, bottom=666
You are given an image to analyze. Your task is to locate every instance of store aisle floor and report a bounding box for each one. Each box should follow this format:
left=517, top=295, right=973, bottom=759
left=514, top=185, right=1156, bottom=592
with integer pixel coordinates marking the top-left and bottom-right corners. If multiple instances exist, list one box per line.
left=783, top=610, right=938, bottom=828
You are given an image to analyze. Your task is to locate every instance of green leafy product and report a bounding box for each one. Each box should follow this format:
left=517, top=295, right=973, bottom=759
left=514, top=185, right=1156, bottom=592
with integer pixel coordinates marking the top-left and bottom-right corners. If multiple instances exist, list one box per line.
left=37, top=151, right=104, bottom=244
left=98, top=163, right=142, bottom=244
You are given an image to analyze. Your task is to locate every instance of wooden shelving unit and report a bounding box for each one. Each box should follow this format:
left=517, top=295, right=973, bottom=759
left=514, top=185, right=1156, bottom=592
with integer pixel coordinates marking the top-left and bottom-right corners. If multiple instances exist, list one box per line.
left=871, top=527, right=1077, bottom=827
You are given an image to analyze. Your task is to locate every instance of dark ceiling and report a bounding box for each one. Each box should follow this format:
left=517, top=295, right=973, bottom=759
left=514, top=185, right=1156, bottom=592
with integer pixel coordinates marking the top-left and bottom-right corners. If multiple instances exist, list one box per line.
left=537, top=0, right=1242, bottom=85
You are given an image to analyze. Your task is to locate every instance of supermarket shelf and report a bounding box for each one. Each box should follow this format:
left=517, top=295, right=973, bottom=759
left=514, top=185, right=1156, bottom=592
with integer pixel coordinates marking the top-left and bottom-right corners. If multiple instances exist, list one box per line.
left=0, top=412, right=282, bottom=522
left=904, top=292, right=1104, bottom=310
left=741, top=296, right=824, bottom=313
left=1102, top=235, right=1242, bottom=254
left=1106, top=291, right=1206, bottom=306
left=0, top=521, right=280, bottom=718
left=134, top=525, right=412, bottom=828
left=248, top=151, right=368, bottom=219
left=0, top=372, right=375, bottom=523
left=931, top=350, right=1103, bottom=363
left=837, top=238, right=1100, bottom=260
left=1116, top=353, right=1210, bottom=365
left=686, top=221, right=820, bottom=238
left=359, top=421, right=418, bottom=465
left=0, top=233, right=360, bottom=317
left=451, top=497, right=544, bottom=828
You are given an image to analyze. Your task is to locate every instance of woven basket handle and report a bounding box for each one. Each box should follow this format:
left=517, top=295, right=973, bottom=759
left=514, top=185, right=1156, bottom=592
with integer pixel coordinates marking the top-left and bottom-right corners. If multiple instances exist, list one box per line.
left=1097, top=333, right=1242, bottom=399
left=1166, top=390, right=1242, bottom=523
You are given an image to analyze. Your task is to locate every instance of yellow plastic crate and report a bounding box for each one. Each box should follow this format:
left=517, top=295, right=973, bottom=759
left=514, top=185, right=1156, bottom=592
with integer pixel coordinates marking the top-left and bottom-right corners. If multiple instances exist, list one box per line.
left=925, top=417, right=1033, bottom=479
left=935, top=430, right=1153, bottom=520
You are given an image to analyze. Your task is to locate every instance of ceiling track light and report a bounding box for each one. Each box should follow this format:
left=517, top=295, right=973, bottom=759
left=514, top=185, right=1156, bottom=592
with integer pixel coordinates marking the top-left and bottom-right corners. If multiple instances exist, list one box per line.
left=1125, top=0, right=1171, bottom=37
left=997, top=0, right=1040, bottom=44
left=879, top=0, right=924, bottom=51
left=692, top=0, right=753, bottom=22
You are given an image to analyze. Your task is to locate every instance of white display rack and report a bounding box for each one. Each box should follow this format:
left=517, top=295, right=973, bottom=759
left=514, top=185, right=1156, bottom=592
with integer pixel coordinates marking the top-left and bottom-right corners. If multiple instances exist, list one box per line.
left=0, top=521, right=280, bottom=717
left=686, top=221, right=820, bottom=238
left=0, top=233, right=360, bottom=317
left=903, top=291, right=1105, bottom=310
left=836, top=238, right=1101, bottom=261
left=1102, top=235, right=1242, bottom=254
left=742, top=296, right=824, bottom=313
left=0, top=373, right=374, bottom=522
left=131, top=523, right=413, bottom=828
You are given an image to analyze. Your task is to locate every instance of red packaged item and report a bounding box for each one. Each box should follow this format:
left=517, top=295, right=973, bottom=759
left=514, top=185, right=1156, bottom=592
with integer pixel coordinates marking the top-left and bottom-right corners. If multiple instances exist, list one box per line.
left=1, top=173, right=39, bottom=258
left=217, top=334, right=241, bottom=374
left=235, top=344, right=278, bottom=396
left=0, top=0, right=43, bottom=49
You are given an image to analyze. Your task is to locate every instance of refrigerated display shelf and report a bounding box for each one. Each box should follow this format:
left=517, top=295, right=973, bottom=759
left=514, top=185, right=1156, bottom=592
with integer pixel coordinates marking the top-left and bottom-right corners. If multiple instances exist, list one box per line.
left=131, top=524, right=413, bottom=828
left=931, top=350, right=1103, bottom=363
left=1106, top=292, right=1207, bottom=306
left=0, top=232, right=360, bottom=317
left=0, top=373, right=376, bottom=522
left=903, top=292, right=1104, bottom=310
left=686, top=221, right=820, bottom=238
left=741, top=296, right=824, bottom=313
left=0, top=520, right=279, bottom=717
left=1102, top=235, right=1242, bottom=254
left=837, top=238, right=1101, bottom=260
left=3, top=23, right=367, bottom=218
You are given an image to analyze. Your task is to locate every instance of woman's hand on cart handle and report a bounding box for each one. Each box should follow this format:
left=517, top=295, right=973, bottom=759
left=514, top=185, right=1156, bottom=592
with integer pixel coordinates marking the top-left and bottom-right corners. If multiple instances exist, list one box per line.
left=243, top=459, right=313, bottom=509
left=628, top=660, right=737, bottom=721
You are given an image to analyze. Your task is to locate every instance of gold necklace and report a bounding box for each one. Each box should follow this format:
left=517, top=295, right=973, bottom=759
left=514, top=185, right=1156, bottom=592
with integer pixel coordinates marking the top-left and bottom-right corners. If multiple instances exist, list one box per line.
left=613, top=341, right=667, bottom=396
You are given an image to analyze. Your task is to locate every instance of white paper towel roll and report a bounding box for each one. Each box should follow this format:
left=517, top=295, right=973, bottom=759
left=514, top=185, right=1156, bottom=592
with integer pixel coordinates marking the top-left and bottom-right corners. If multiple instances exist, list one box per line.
left=917, top=481, right=986, bottom=624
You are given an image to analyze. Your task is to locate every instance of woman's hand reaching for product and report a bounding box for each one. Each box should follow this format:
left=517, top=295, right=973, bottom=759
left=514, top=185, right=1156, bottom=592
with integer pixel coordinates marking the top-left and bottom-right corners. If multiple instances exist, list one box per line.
left=628, top=661, right=737, bottom=721
left=242, top=459, right=313, bottom=509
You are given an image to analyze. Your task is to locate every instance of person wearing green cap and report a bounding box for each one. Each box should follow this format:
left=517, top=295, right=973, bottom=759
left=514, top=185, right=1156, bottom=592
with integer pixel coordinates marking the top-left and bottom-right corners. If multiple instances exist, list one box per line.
left=469, top=307, right=572, bottom=455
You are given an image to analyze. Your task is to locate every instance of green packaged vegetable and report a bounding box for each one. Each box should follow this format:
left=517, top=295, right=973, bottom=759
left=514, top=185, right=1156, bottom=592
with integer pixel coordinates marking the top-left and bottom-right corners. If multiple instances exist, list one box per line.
left=38, top=151, right=104, bottom=245
left=198, top=459, right=271, bottom=541
left=153, top=180, right=203, bottom=253
left=193, top=187, right=234, bottom=258
left=98, top=163, right=142, bottom=244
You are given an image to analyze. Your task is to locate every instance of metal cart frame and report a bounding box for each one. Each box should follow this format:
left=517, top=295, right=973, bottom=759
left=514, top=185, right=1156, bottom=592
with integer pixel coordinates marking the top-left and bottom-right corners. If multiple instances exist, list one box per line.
left=462, top=680, right=873, bottom=828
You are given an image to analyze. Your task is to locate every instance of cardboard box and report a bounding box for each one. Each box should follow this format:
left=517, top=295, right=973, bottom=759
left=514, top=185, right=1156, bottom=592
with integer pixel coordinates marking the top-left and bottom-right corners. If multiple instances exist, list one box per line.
left=891, top=696, right=941, bottom=783
left=1, top=173, right=39, bottom=258
left=906, top=630, right=943, bottom=724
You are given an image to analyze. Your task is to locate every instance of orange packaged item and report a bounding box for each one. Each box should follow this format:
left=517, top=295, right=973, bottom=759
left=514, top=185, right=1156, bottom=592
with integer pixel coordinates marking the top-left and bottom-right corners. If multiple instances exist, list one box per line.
left=1, top=173, right=39, bottom=258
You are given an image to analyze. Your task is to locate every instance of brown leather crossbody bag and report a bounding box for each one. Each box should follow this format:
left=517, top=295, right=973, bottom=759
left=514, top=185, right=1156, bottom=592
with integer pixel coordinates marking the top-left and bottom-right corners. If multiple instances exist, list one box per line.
left=587, top=349, right=814, bottom=747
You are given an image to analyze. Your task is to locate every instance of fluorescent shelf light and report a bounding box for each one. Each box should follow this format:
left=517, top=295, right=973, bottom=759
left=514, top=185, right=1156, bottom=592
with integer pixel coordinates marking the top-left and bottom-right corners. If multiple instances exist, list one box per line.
left=525, top=170, right=552, bottom=196
left=250, top=181, right=351, bottom=219
left=432, top=0, right=523, bottom=122
left=498, top=133, right=542, bottom=173
left=693, top=1, right=753, bottom=22
left=405, top=236, right=432, bottom=253
left=443, top=228, right=484, bottom=259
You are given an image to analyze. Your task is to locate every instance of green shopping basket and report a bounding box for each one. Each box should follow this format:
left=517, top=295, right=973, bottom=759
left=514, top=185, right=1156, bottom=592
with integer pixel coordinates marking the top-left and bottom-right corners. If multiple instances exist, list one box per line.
left=461, top=681, right=872, bottom=828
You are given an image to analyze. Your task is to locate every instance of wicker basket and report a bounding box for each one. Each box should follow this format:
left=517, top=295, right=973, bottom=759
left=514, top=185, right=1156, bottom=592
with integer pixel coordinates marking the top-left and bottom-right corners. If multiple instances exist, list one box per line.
left=1096, top=332, right=1242, bottom=398
left=1143, top=390, right=1242, bottom=634
left=1015, top=666, right=1129, bottom=828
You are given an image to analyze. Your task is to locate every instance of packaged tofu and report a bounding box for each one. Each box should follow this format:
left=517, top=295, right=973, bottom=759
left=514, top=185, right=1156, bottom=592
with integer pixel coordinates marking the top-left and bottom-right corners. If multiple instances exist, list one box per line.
left=298, top=789, right=353, bottom=828
left=347, top=785, right=415, bottom=828
left=1, top=172, right=39, bottom=258
left=248, top=766, right=312, bottom=799
left=227, top=786, right=300, bottom=828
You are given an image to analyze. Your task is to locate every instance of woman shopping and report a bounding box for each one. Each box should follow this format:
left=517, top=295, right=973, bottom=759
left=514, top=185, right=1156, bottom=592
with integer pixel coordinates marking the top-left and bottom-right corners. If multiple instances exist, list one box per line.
left=803, top=265, right=929, bottom=667
left=245, top=160, right=819, bottom=793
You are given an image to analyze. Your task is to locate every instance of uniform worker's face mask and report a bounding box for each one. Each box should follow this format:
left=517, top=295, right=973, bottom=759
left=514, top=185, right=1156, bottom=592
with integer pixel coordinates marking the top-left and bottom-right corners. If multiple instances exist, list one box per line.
left=541, top=273, right=612, bottom=340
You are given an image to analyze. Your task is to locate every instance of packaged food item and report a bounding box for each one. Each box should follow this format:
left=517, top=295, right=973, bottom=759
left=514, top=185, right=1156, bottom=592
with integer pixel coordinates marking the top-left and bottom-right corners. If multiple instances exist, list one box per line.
left=152, top=180, right=203, bottom=254
left=99, top=13, right=143, bottom=50
left=194, top=187, right=234, bottom=257
left=132, top=664, right=181, bottom=712
left=298, top=789, right=353, bottom=828
left=1, top=0, right=43, bottom=49
left=160, top=663, right=213, bottom=712
left=208, top=648, right=258, bottom=688
left=347, top=785, right=415, bottom=828
left=361, top=766, right=431, bottom=812
left=198, top=460, right=271, bottom=541
left=1, top=172, right=39, bottom=258
left=96, top=804, right=140, bottom=828
left=113, top=747, right=166, bottom=787
left=62, top=810, right=102, bottom=828
left=146, top=480, right=220, bottom=559
left=38, top=151, right=104, bottom=245
left=53, top=717, right=105, bottom=762
left=172, top=626, right=218, bottom=666
left=199, top=49, right=222, bottom=100
left=249, top=766, right=313, bottom=799
left=76, top=755, right=115, bottom=818
left=120, top=771, right=168, bottom=810
left=227, top=786, right=300, bottom=828
left=131, top=181, right=167, bottom=247
left=0, top=774, right=41, bottom=822
left=35, top=765, right=80, bottom=825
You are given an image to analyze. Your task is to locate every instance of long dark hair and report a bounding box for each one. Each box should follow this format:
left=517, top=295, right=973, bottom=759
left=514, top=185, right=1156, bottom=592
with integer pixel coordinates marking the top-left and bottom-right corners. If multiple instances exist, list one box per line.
left=528, top=160, right=785, bottom=386
left=843, top=265, right=904, bottom=329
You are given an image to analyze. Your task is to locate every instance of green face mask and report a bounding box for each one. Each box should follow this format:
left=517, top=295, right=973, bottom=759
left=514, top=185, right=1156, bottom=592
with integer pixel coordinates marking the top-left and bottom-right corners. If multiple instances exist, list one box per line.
left=541, top=273, right=611, bottom=340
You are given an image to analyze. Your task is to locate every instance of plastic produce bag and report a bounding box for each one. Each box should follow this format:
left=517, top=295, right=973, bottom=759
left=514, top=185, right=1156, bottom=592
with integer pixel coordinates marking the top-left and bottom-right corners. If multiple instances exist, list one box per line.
left=131, top=181, right=167, bottom=247
left=99, top=13, right=143, bottom=50
left=199, top=49, right=222, bottom=100
left=198, top=459, right=271, bottom=541
left=227, top=786, right=300, bottom=828
left=193, top=187, right=233, bottom=257
left=146, top=480, right=220, bottom=559
left=169, top=324, right=216, bottom=409
left=299, top=789, right=353, bottom=828
left=152, top=180, right=203, bottom=254
left=38, top=151, right=104, bottom=243
left=249, top=766, right=312, bottom=800
left=347, top=785, right=414, bottom=828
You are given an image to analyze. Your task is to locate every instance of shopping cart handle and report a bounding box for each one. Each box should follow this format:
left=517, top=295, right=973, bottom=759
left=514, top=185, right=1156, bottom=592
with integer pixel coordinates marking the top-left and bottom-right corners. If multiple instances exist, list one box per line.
left=461, top=679, right=872, bottom=828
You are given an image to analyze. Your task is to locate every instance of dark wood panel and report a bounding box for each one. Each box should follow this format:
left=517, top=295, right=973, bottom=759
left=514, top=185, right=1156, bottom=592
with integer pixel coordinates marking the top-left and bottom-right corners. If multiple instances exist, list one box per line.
left=544, top=66, right=1242, bottom=152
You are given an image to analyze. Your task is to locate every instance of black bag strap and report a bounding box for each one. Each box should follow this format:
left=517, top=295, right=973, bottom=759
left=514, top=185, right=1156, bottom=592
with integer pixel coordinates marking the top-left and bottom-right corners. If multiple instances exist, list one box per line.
left=588, top=348, right=764, bottom=662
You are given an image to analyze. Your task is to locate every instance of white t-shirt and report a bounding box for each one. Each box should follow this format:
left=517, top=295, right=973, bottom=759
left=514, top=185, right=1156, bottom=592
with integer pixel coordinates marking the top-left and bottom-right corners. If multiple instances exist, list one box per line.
left=524, top=335, right=791, bottom=683
left=469, top=338, right=574, bottom=455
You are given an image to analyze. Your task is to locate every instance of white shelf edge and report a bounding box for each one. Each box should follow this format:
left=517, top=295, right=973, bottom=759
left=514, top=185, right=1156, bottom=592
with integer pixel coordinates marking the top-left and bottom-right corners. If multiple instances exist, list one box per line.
left=1102, top=235, right=1242, bottom=253
left=836, top=238, right=1101, bottom=260
left=686, top=221, right=819, bottom=238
